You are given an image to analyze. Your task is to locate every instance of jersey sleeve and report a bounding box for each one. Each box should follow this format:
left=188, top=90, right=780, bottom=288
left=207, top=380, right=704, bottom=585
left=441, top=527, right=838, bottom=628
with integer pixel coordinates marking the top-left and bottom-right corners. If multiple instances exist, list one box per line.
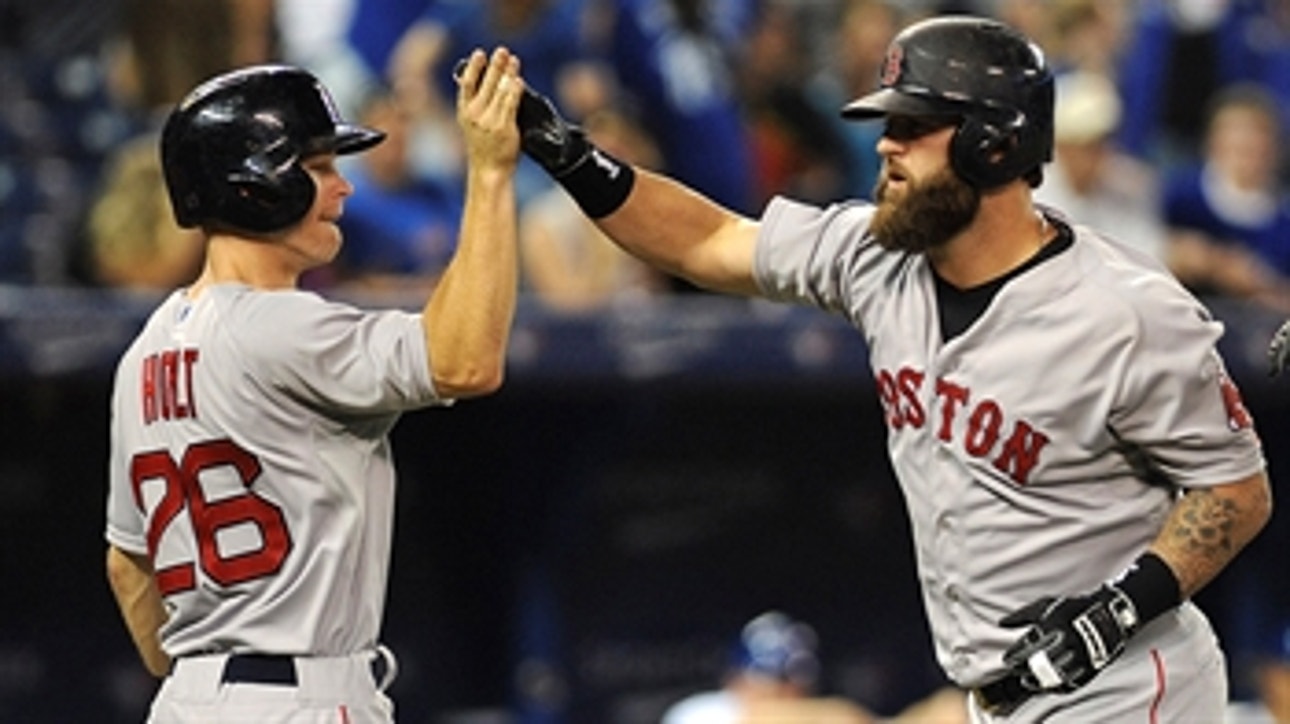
left=1108, top=283, right=1265, bottom=489
left=237, top=291, right=443, bottom=415
left=752, top=196, right=898, bottom=328
left=104, top=353, right=149, bottom=554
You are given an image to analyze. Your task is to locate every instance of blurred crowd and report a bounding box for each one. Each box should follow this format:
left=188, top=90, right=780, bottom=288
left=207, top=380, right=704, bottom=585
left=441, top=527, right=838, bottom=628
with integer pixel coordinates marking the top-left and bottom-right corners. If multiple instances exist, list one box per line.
left=2, top=0, right=1290, bottom=318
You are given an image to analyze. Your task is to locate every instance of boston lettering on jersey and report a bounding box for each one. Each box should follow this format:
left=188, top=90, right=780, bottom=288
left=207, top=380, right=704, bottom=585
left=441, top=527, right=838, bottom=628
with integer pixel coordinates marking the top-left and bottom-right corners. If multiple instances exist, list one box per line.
left=875, top=366, right=1050, bottom=485
left=141, top=348, right=199, bottom=425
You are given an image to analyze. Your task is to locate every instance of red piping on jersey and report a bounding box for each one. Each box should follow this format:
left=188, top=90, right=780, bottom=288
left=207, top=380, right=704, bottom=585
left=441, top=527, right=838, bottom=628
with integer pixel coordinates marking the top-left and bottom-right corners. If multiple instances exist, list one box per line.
left=338, top=705, right=350, bottom=724
left=1149, top=649, right=1166, bottom=724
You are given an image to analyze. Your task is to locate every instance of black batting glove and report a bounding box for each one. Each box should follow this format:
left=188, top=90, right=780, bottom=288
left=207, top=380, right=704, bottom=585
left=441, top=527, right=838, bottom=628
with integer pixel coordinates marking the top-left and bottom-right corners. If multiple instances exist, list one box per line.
left=999, top=552, right=1180, bottom=695
left=455, top=55, right=635, bottom=217
left=514, top=84, right=592, bottom=178
left=1269, top=319, right=1290, bottom=376
left=1000, top=584, right=1140, bottom=694
left=453, top=56, right=590, bottom=177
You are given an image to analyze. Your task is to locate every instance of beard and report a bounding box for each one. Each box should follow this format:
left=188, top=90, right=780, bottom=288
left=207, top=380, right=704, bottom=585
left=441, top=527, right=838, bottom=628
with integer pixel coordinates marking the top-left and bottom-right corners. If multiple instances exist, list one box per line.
left=870, top=165, right=981, bottom=253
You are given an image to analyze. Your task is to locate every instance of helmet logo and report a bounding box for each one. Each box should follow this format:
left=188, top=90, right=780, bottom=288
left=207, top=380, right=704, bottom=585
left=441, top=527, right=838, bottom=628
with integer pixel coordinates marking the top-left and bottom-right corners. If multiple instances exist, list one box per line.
left=881, top=44, right=904, bottom=87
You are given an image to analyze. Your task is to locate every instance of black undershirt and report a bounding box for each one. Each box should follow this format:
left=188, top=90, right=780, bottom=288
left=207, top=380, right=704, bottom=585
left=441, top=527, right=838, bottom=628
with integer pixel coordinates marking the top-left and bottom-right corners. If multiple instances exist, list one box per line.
left=934, top=217, right=1074, bottom=342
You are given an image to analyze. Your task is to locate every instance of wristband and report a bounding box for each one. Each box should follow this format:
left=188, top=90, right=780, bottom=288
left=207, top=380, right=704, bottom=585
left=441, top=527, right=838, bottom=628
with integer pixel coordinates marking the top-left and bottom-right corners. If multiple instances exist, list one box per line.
left=554, top=145, right=636, bottom=219
left=1114, top=551, right=1182, bottom=627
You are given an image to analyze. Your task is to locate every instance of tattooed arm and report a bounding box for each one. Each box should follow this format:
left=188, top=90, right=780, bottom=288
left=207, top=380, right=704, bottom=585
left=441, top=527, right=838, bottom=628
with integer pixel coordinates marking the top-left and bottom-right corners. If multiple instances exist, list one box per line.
left=995, top=472, right=1271, bottom=694
left=1150, top=470, right=1272, bottom=598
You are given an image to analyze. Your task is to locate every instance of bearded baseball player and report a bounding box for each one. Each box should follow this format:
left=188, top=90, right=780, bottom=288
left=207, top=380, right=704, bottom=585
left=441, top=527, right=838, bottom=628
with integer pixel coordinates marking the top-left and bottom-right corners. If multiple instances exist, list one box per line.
left=512, top=15, right=1273, bottom=723
left=104, top=48, right=524, bottom=722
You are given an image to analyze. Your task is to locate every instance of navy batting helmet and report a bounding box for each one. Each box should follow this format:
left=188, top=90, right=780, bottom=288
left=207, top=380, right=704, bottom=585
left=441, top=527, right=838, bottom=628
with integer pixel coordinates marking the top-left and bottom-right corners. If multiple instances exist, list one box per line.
left=731, top=611, right=819, bottom=689
left=161, top=65, right=385, bottom=234
left=842, top=15, right=1054, bottom=189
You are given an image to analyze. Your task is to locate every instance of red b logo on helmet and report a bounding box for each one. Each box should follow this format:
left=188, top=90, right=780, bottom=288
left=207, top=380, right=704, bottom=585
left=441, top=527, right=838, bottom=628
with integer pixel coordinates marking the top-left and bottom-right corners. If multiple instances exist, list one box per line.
left=881, top=45, right=904, bottom=87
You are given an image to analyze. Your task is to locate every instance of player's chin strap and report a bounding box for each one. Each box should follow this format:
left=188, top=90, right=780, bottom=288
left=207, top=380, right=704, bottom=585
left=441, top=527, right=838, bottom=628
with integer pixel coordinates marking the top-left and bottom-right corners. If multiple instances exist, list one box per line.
left=998, top=551, right=1182, bottom=696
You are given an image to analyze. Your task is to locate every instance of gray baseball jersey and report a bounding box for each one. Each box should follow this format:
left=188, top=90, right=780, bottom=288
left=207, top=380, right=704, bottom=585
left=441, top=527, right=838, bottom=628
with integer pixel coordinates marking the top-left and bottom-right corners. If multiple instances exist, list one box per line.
left=753, top=197, right=1265, bottom=689
left=105, top=284, right=444, bottom=657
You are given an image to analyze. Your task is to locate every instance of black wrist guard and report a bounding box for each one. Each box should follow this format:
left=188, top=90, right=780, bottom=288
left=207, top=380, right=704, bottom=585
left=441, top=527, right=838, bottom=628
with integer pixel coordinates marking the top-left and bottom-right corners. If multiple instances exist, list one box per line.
left=550, top=144, right=636, bottom=219
left=1115, top=551, right=1182, bottom=625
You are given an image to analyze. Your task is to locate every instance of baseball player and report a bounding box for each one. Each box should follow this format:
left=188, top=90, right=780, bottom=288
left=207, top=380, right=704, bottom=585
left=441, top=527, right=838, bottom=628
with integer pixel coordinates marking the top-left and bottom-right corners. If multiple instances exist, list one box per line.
left=512, top=15, right=1273, bottom=723
left=661, top=611, right=877, bottom=724
left=104, top=48, right=524, bottom=722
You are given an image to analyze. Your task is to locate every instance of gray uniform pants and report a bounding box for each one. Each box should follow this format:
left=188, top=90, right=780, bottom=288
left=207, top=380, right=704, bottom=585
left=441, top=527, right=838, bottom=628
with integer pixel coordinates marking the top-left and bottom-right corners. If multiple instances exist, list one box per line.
left=149, top=647, right=397, bottom=723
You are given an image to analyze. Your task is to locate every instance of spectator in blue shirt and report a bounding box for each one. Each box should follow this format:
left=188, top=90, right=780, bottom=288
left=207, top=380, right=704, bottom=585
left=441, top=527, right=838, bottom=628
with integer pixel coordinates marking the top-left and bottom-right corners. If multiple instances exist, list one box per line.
left=587, top=0, right=759, bottom=215
left=1115, top=0, right=1268, bottom=170
left=1162, top=83, right=1290, bottom=313
left=328, top=87, right=463, bottom=290
left=385, top=0, right=605, bottom=204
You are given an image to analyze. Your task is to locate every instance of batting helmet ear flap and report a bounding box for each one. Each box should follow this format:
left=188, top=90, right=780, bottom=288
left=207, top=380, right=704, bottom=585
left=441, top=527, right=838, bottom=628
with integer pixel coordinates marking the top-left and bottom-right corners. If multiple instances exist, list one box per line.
left=950, top=114, right=1021, bottom=189
left=223, top=140, right=318, bottom=232
left=950, top=104, right=1051, bottom=190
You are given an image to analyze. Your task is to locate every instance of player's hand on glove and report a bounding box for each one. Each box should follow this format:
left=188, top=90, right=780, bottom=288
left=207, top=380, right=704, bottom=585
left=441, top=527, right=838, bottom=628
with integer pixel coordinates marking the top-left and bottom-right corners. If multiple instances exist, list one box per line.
left=456, top=56, right=590, bottom=177
left=456, top=53, right=635, bottom=218
left=1268, top=319, right=1290, bottom=376
left=453, top=49, right=523, bottom=170
left=999, top=583, right=1141, bottom=694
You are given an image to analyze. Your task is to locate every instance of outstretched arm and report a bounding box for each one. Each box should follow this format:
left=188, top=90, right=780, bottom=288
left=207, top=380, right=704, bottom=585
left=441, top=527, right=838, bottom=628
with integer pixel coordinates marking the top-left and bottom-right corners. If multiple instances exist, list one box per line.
left=423, top=48, right=523, bottom=398
left=106, top=545, right=170, bottom=677
left=595, top=169, right=762, bottom=296
left=515, top=83, right=761, bottom=296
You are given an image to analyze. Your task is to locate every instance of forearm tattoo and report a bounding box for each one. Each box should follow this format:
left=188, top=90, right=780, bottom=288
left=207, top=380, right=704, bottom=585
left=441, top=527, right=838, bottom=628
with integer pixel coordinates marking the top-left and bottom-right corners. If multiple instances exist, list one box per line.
left=1160, top=487, right=1264, bottom=597
left=1172, top=489, right=1236, bottom=553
